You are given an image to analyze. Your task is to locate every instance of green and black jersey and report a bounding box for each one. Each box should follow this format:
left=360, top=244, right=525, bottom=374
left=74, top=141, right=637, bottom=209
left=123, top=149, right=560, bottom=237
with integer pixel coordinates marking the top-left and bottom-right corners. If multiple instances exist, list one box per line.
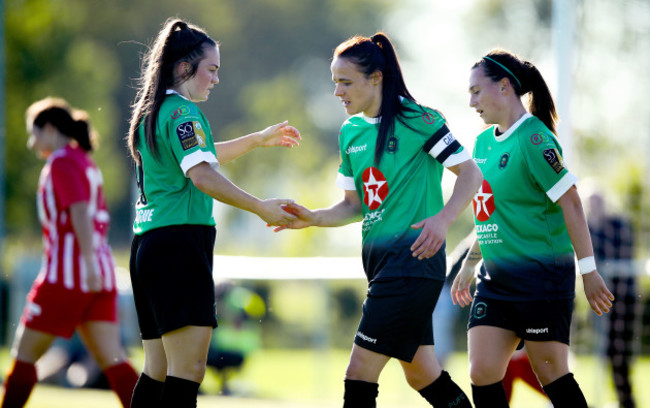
left=471, top=113, right=578, bottom=301
left=337, top=98, right=471, bottom=281
left=133, top=91, right=218, bottom=235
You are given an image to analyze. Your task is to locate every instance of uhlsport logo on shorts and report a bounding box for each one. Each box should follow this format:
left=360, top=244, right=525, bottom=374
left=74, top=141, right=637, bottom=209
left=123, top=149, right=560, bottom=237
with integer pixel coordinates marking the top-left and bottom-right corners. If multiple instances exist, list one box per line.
left=356, top=331, right=377, bottom=344
left=526, top=327, right=549, bottom=335
left=473, top=302, right=487, bottom=319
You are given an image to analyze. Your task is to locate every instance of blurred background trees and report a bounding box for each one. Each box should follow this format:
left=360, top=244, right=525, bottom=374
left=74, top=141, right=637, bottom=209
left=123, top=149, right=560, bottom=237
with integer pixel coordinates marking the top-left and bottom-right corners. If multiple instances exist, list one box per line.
left=2, top=2, right=650, bottom=401
left=3, top=0, right=392, bottom=257
left=3, top=0, right=649, bottom=260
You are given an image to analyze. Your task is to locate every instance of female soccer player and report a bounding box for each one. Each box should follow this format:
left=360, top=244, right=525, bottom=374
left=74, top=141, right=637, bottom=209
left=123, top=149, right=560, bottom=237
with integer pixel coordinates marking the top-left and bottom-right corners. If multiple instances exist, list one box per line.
left=451, top=49, right=614, bottom=408
left=276, top=32, right=482, bottom=408
left=126, top=18, right=300, bottom=407
left=1, top=97, right=138, bottom=408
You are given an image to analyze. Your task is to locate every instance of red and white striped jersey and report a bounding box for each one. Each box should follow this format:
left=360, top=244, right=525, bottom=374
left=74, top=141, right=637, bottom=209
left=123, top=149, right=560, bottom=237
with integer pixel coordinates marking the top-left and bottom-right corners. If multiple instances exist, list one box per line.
left=35, top=145, right=116, bottom=293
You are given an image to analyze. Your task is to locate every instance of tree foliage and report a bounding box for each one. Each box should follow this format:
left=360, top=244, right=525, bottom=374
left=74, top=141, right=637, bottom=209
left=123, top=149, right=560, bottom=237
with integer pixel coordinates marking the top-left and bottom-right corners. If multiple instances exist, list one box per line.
left=5, top=0, right=392, bottom=253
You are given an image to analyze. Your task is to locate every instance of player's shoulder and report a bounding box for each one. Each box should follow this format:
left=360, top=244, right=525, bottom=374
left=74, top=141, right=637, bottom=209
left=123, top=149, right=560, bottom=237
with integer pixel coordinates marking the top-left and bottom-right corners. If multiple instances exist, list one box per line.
left=160, top=94, right=203, bottom=125
left=49, top=146, right=88, bottom=174
left=475, top=125, right=495, bottom=143
left=339, top=114, right=373, bottom=138
left=515, top=115, right=558, bottom=149
left=50, top=145, right=81, bottom=163
left=402, top=99, right=447, bottom=128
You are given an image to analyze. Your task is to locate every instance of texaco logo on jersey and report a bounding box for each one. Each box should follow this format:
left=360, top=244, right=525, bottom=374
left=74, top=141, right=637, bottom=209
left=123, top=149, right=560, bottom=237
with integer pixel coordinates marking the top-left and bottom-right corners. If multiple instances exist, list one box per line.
left=362, top=167, right=389, bottom=210
left=473, top=179, right=495, bottom=222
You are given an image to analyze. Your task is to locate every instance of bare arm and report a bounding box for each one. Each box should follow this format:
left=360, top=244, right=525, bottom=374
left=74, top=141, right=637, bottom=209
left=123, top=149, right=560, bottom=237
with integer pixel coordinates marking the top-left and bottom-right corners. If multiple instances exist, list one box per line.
left=274, top=189, right=363, bottom=232
left=69, top=202, right=102, bottom=292
left=451, top=238, right=481, bottom=307
left=557, top=185, right=614, bottom=315
left=188, top=162, right=296, bottom=226
left=410, top=159, right=483, bottom=260
left=214, top=121, right=301, bottom=165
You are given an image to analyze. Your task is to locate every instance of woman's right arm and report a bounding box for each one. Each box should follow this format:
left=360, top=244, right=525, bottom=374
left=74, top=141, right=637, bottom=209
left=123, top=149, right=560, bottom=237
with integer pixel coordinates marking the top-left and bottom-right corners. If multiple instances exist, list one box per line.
left=214, top=121, right=301, bottom=165
left=450, top=237, right=481, bottom=307
left=273, top=189, right=363, bottom=232
left=187, top=161, right=296, bottom=226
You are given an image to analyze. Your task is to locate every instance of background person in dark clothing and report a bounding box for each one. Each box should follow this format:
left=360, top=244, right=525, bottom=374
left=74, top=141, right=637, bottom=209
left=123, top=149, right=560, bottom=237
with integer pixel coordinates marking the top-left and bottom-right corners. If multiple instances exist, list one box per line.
left=587, top=190, right=638, bottom=408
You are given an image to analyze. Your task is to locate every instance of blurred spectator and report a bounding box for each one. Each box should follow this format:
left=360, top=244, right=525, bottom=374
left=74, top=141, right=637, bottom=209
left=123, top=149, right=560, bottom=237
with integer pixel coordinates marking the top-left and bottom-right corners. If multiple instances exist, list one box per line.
left=206, top=281, right=265, bottom=395
left=587, top=191, right=638, bottom=408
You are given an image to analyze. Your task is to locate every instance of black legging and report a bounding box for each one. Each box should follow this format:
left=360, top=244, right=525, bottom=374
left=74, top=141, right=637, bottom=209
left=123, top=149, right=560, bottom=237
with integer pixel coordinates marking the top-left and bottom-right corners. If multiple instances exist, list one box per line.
left=606, top=277, right=637, bottom=408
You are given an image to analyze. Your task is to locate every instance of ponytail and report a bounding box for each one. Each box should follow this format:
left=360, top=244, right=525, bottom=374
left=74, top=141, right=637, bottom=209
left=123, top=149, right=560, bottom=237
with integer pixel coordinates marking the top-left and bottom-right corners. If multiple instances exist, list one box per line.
left=127, top=18, right=216, bottom=162
left=70, top=111, right=94, bottom=151
left=522, top=62, right=557, bottom=135
left=475, top=49, right=557, bottom=134
left=26, top=97, right=96, bottom=152
left=334, top=32, right=416, bottom=165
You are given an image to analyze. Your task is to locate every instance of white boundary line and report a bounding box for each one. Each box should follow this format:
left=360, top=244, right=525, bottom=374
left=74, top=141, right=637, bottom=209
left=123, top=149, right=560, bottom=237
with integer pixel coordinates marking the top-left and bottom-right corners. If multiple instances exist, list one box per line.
left=212, top=255, right=366, bottom=280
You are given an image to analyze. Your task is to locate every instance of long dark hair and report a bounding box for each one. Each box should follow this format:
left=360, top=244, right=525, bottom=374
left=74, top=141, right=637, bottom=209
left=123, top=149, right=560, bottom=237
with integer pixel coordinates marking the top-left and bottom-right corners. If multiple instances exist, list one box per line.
left=127, top=18, right=216, bottom=162
left=334, top=32, right=417, bottom=165
left=473, top=49, right=558, bottom=134
left=26, top=97, right=95, bottom=152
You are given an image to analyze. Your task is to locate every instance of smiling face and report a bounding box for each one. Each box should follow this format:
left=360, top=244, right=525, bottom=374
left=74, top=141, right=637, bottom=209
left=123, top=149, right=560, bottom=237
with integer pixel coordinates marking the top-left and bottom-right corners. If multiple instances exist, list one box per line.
left=331, top=56, right=382, bottom=117
left=177, top=45, right=220, bottom=102
left=468, top=66, right=506, bottom=126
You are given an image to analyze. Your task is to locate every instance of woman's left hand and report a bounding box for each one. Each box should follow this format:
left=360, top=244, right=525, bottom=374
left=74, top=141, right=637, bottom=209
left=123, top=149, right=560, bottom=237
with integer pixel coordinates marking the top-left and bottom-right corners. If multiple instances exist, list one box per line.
left=410, top=214, right=449, bottom=260
left=582, top=270, right=615, bottom=316
left=259, top=121, right=302, bottom=148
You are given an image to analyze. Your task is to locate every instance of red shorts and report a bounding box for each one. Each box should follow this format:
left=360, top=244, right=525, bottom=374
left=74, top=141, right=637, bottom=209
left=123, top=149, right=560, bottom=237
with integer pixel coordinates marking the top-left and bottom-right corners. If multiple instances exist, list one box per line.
left=21, top=280, right=117, bottom=338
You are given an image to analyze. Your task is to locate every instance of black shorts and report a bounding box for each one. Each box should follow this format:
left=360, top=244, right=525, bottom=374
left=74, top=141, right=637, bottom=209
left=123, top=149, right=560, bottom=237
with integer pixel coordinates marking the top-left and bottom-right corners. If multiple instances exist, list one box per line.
left=129, top=224, right=218, bottom=340
left=467, top=296, right=573, bottom=345
left=355, top=277, right=444, bottom=363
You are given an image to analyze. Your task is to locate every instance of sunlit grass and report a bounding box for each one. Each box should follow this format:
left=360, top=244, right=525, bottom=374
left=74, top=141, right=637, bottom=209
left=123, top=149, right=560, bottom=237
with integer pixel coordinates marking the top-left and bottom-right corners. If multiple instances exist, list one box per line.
left=5, top=349, right=648, bottom=407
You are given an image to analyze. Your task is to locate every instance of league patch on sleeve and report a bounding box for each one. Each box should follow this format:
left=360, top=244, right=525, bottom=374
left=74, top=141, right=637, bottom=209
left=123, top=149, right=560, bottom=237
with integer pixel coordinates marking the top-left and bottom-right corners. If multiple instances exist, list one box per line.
left=176, top=121, right=199, bottom=151
left=193, top=122, right=207, bottom=147
left=543, top=148, right=565, bottom=174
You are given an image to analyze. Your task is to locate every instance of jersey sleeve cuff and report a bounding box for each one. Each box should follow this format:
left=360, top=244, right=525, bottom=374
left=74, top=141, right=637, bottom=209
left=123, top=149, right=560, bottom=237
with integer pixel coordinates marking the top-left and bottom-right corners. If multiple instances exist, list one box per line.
left=336, top=173, right=356, bottom=190
left=546, top=171, right=578, bottom=202
left=181, top=151, right=220, bottom=176
left=441, top=149, right=472, bottom=168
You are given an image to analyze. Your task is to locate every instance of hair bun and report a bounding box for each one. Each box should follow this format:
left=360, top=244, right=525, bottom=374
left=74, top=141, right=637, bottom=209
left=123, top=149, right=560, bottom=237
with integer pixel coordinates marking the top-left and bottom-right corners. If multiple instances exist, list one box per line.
left=172, top=20, right=188, bottom=31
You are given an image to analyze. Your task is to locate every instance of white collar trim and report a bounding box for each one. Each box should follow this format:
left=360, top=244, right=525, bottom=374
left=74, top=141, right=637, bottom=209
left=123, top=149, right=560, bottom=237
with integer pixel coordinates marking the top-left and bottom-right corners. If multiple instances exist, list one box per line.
left=361, top=114, right=380, bottom=124
left=494, top=112, right=533, bottom=141
left=359, top=96, right=409, bottom=124
left=166, top=89, right=189, bottom=100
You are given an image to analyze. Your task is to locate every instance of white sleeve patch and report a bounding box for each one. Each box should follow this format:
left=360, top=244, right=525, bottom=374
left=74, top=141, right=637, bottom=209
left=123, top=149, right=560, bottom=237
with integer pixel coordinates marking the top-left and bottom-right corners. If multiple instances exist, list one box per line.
left=546, top=172, right=578, bottom=202
left=180, top=151, right=220, bottom=177
left=441, top=149, right=472, bottom=168
left=427, top=131, right=457, bottom=158
left=336, top=173, right=356, bottom=190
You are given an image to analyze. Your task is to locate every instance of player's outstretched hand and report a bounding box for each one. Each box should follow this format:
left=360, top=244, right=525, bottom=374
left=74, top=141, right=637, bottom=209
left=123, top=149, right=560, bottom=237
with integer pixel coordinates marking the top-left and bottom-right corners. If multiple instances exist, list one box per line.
left=582, top=270, right=615, bottom=316
left=273, top=203, right=314, bottom=232
left=410, top=214, right=449, bottom=260
left=259, top=121, right=301, bottom=148
left=258, top=199, right=298, bottom=226
left=451, top=264, right=475, bottom=308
